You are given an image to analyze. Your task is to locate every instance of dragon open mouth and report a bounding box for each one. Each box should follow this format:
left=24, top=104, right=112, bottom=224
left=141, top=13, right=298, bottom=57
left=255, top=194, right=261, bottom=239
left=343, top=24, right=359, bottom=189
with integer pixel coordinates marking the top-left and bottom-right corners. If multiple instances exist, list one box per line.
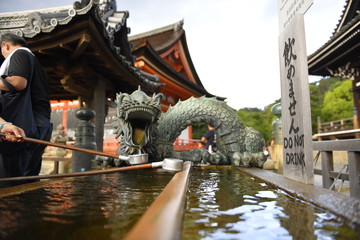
left=114, top=87, right=163, bottom=155
left=125, top=107, right=157, bottom=122
left=125, top=107, right=157, bottom=146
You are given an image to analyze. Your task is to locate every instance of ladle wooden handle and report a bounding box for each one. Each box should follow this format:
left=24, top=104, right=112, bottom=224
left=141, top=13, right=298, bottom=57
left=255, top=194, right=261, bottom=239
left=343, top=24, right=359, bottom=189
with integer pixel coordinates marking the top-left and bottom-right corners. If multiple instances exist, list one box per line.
left=0, top=163, right=157, bottom=182
left=23, top=137, right=119, bottom=159
left=0, top=133, right=119, bottom=159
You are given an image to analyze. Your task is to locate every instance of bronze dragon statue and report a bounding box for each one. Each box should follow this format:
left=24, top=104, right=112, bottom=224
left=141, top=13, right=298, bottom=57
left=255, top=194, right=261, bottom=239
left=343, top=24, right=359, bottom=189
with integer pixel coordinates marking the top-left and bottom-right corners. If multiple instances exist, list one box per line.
left=108, top=87, right=266, bottom=168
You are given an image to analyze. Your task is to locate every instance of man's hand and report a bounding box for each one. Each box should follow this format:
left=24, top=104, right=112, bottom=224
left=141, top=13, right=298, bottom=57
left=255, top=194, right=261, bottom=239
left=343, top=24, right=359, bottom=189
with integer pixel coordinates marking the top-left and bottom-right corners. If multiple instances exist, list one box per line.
left=1, top=123, right=25, bottom=142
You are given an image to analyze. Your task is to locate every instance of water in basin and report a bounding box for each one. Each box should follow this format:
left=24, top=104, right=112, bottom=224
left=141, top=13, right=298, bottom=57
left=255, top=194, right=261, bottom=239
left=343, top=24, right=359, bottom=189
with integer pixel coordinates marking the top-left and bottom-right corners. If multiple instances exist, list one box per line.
left=0, top=165, right=359, bottom=240
left=182, top=166, right=359, bottom=240
left=0, top=168, right=174, bottom=240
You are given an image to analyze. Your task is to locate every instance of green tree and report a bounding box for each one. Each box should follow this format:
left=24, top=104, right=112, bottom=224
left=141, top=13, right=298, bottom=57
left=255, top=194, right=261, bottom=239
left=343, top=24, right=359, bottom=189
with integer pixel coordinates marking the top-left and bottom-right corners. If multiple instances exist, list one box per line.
left=321, top=79, right=354, bottom=122
left=237, top=102, right=278, bottom=144
left=309, top=83, right=321, bottom=133
left=317, top=77, right=339, bottom=102
left=192, top=122, right=207, bottom=139
left=309, top=77, right=352, bottom=133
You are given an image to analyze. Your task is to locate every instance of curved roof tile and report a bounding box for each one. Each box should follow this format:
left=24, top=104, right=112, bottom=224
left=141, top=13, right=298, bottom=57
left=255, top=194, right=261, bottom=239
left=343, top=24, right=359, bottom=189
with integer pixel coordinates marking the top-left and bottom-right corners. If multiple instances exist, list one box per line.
left=0, top=0, right=163, bottom=90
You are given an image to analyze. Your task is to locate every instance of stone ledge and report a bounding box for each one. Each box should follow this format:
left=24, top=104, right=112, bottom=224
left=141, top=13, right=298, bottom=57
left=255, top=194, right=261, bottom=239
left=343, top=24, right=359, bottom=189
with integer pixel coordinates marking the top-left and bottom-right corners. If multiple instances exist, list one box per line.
left=237, top=167, right=360, bottom=226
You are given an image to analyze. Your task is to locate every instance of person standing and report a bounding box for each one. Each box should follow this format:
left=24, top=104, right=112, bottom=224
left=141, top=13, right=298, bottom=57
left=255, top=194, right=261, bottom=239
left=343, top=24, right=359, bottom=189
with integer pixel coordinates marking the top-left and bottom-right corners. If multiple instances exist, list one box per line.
left=201, top=125, right=216, bottom=153
left=0, top=33, right=52, bottom=187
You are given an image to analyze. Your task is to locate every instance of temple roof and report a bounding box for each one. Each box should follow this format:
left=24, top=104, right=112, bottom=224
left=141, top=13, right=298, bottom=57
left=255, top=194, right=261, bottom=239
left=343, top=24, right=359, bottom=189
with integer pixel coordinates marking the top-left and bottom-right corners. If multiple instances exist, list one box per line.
left=130, top=20, right=185, bottom=54
left=129, top=20, right=220, bottom=100
left=308, top=0, right=360, bottom=78
left=0, top=0, right=163, bottom=100
left=333, top=0, right=360, bottom=34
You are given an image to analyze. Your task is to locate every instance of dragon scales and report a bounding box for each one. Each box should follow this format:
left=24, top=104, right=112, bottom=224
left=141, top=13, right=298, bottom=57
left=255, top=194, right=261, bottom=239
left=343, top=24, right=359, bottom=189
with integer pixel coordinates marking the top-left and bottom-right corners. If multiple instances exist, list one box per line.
left=110, top=87, right=267, bottom=168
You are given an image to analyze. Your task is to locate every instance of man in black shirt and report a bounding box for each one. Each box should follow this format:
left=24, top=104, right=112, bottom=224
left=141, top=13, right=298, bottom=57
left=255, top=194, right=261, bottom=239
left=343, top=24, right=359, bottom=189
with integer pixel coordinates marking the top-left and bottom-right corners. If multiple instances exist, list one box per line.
left=0, top=33, right=52, bottom=187
left=201, top=125, right=216, bottom=153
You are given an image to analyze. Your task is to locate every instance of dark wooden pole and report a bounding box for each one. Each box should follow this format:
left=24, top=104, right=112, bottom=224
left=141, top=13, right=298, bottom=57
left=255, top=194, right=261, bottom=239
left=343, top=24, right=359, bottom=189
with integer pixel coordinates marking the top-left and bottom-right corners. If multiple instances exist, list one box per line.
left=0, top=163, right=155, bottom=182
left=22, top=136, right=119, bottom=159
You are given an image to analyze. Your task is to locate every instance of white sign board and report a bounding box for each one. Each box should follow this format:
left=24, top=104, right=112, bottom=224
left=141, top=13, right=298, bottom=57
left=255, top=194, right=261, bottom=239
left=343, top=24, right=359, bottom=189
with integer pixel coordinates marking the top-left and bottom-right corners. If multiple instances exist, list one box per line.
left=279, top=15, right=313, bottom=184
left=278, top=0, right=313, bottom=31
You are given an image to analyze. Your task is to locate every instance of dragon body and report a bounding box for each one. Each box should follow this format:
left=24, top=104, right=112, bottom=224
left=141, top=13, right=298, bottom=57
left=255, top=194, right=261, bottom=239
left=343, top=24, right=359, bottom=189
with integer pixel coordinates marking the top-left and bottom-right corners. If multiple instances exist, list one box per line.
left=110, top=87, right=266, bottom=168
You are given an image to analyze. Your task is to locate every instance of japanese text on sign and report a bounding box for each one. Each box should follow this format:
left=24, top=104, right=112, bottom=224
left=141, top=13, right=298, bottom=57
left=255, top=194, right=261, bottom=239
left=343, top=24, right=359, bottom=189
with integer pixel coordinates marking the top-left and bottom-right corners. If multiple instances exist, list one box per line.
left=282, top=37, right=305, bottom=167
left=278, top=0, right=313, bottom=31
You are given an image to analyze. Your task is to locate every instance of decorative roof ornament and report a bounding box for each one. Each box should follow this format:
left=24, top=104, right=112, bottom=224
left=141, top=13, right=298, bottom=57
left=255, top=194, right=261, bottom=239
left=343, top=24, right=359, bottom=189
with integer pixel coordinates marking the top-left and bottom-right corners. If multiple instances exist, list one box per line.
left=0, top=0, right=125, bottom=38
left=0, top=0, right=99, bottom=38
left=129, top=20, right=184, bottom=41
left=174, top=19, right=184, bottom=32
left=327, top=62, right=360, bottom=80
left=0, top=0, right=164, bottom=91
left=98, top=0, right=117, bottom=18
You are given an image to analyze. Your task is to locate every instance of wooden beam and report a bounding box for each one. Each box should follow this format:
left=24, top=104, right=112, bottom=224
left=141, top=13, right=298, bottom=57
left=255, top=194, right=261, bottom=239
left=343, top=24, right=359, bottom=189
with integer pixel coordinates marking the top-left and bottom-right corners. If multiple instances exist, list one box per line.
left=313, top=139, right=360, bottom=151
left=60, top=75, right=92, bottom=98
left=37, top=49, right=58, bottom=56
left=59, top=43, right=73, bottom=52
left=83, top=52, right=101, bottom=57
left=93, top=80, right=106, bottom=151
left=49, top=93, right=77, bottom=99
left=321, top=151, right=334, bottom=189
left=28, top=16, right=142, bottom=99
left=71, top=33, right=91, bottom=60
left=80, top=62, right=114, bottom=92
left=30, top=29, right=88, bottom=52
left=348, top=151, right=360, bottom=198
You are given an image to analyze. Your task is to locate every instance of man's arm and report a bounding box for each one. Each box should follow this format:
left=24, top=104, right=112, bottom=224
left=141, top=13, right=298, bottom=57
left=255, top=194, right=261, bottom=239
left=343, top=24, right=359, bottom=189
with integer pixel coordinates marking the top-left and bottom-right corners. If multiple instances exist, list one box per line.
left=1, top=50, right=30, bottom=92
left=0, top=76, right=27, bottom=91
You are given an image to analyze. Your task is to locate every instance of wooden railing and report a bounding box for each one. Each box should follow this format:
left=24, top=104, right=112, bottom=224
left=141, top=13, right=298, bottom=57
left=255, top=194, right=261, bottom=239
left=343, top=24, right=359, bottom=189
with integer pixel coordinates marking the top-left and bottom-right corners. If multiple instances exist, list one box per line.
left=173, top=139, right=201, bottom=151
left=102, top=138, right=200, bottom=153
left=317, top=117, right=354, bottom=133
left=47, top=138, right=200, bottom=156
left=103, top=139, right=119, bottom=154
left=313, top=139, right=360, bottom=198
left=314, top=117, right=360, bottom=140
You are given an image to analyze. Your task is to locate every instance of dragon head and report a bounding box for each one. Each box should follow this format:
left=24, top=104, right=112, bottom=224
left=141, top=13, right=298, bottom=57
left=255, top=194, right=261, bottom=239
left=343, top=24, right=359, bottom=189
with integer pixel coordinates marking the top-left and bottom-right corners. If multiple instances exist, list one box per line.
left=114, top=86, right=163, bottom=155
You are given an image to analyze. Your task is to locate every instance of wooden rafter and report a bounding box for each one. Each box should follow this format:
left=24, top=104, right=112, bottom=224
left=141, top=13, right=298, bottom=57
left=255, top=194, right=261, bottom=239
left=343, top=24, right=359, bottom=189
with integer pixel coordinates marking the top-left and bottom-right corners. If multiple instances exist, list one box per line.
left=71, top=33, right=91, bottom=59
left=60, top=75, right=92, bottom=98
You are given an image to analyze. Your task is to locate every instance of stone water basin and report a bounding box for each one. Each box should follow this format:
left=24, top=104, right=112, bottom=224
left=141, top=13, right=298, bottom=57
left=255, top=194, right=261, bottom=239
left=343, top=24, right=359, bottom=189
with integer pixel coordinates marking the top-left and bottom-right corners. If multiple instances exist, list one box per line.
left=0, top=165, right=359, bottom=239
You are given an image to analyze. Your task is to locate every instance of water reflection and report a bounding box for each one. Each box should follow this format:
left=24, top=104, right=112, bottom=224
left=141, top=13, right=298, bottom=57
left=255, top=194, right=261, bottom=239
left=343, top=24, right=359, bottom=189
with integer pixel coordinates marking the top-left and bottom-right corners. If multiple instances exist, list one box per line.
left=182, top=166, right=359, bottom=240
left=1, top=165, right=358, bottom=240
left=0, top=169, right=174, bottom=240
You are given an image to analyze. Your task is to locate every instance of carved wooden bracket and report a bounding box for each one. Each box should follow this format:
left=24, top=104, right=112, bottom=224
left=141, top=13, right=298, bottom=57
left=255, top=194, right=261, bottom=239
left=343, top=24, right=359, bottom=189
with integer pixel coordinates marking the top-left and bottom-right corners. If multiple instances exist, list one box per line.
left=71, top=33, right=91, bottom=59
left=60, top=75, right=92, bottom=98
left=327, top=62, right=360, bottom=80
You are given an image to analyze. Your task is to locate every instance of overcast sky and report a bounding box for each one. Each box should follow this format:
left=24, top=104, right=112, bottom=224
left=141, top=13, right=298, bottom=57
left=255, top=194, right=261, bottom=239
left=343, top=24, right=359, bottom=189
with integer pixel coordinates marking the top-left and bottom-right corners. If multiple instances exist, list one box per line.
left=0, top=0, right=346, bottom=110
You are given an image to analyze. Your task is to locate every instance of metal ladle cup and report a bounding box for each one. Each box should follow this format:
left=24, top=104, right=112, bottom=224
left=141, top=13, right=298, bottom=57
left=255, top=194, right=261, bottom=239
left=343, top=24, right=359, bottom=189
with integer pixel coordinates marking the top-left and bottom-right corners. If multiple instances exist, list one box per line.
left=118, top=153, right=149, bottom=165
left=151, top=158, right=184, bottom=171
